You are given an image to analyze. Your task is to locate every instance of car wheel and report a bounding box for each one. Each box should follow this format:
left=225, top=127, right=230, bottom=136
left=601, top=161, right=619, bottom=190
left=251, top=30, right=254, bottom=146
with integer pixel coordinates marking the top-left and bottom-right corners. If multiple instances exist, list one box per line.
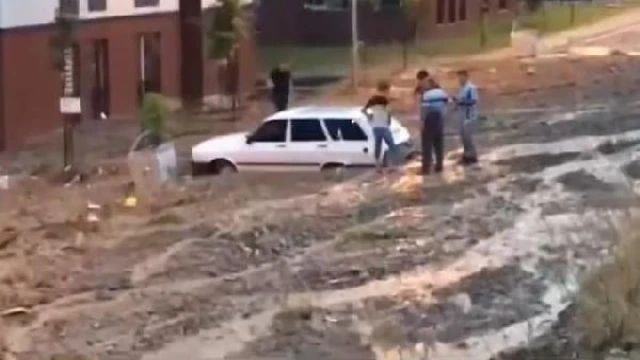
left=406, top=150, right=420, bottom=161
left=211, top=160, right=238, bottom=176
left=321, top=163, right=345, bottom=181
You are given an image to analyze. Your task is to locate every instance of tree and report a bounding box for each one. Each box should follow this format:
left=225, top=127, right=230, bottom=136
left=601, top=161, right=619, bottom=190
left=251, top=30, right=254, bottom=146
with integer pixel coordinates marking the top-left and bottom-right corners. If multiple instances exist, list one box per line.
left=207, top=0, right=247, bottom=120
left=523, top=0, right=543, bottom=13
left=400, top=0, right=424, bottom=69
left=139, top=93, right=170, bottom=147
left=370, top=0, right=425, bottom=70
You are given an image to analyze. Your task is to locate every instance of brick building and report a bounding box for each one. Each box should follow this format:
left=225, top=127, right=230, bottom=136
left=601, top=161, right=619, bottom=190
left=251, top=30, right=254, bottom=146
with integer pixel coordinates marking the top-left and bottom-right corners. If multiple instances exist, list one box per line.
left=0, top=0, right=257, bottom=151
left=257, top=0, right=516, bottom=46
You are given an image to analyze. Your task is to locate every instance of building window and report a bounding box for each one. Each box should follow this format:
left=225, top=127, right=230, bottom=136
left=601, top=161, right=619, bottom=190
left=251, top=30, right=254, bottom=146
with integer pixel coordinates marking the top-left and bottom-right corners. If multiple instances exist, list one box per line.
left=138, top=32, right=162, bottom=102
left=447, top=0, right=457, bottom=23
left=59, top=0, right=80, bottom=16
left=380, top=0, right=401, bottom=7
left=135, top=0, right=160, bottom=7
left=436, top=0, right=446, bottom=24
left=458, top=0, right=466, bottom=21
left=303, top=0, right=350, bottom=11
left=88, top=0, right=106, bottom=11
left=499, top=0, right=508, bottom=10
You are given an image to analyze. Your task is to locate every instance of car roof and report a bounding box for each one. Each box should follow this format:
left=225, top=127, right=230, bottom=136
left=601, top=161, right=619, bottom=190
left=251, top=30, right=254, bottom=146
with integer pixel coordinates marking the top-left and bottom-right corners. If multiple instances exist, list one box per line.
left=264, top=106, right=364, bottom=121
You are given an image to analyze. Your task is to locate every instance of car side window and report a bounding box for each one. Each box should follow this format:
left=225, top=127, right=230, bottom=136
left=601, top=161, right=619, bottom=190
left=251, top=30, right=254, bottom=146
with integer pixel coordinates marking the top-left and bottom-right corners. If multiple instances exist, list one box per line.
left=323, top=119, right=368, bottom=141
left=290, top=119, right=327, bottom=142
left=251, top=119, right=288, bottom=143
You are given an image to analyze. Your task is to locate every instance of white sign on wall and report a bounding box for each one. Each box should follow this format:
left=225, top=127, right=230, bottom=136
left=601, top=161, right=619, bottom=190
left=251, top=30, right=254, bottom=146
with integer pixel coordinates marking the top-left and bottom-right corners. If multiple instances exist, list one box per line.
left=60, top=97, right=81, bottom=114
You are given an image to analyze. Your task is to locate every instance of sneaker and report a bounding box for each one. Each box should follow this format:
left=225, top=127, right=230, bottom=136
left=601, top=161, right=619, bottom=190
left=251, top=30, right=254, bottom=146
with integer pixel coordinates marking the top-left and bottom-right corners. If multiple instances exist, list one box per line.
left=458, top=157, right=477, bottom=166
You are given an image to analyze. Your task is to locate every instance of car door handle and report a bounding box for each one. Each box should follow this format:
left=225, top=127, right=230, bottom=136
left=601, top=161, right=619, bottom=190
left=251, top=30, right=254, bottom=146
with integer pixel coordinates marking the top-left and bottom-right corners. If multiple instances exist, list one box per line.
left=363, top=147, right=368, bottom=153
left=276, top=144, right=286, bottom=148
left=317, top=144, right=328, bottom=148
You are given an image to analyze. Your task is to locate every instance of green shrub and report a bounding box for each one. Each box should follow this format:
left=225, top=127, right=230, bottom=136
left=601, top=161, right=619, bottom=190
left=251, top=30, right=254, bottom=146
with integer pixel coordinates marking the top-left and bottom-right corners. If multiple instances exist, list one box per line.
left=139, top=93, right=170, bottom=146
left=578, top=231, right=640, bottom=350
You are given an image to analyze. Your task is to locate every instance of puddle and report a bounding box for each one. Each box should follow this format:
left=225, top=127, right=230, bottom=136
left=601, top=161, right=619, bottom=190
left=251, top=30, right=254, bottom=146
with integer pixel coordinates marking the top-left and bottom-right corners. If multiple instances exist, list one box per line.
left=622, top=159, right=640, bottom=179
left=351, top=265, right=549, bottom=346
left=494, top=152, right=581, bottom=174
left=227, top=307, right=375, bottom=360
left=488, top=129, right=640, bottom=161
left=597, top=139, right=640, bottom=155
left=557, top=170, right=618, bottom=192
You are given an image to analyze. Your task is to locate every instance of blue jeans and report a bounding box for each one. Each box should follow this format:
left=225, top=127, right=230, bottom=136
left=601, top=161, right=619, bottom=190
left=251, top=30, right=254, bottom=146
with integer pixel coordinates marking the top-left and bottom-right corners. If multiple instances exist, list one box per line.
left=373, top=127, right=396, bottom=165
left=459, top=118, right=477, bottom=160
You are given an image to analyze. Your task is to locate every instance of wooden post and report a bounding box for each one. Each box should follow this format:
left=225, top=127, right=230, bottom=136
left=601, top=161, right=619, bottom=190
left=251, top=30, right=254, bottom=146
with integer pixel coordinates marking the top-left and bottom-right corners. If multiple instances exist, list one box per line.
left=56, top=1, right=81, bottom=170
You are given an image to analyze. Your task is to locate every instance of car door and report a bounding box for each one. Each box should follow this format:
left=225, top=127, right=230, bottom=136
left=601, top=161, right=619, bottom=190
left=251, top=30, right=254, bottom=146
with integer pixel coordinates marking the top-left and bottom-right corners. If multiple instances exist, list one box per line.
left=243, top=119, right=290, bottom=170
left=287, top=118, right=330, bottom=170
left=323, top=118, right=375, bottom=167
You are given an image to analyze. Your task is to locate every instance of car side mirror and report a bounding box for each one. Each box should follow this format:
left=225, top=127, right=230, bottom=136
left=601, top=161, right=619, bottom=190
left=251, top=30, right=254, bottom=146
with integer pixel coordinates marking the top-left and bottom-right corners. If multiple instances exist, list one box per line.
left=246, top=135, right=254, bottom=144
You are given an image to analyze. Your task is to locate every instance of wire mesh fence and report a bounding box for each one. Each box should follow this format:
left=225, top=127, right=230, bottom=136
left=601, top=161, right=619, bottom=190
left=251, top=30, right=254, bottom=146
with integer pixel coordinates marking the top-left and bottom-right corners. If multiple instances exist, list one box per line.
left=259, top=0, right=640, bottom=81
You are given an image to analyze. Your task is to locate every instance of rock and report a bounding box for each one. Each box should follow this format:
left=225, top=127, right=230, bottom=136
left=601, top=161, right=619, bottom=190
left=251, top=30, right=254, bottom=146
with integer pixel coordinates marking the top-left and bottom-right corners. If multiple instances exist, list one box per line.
left=1, top=307, right=31, bottom=317
left=607, top=348, right=630, bottom=360
left=447, top=293, right=472, bottom=314
left=413, top=327, right=437, bottom=348
left=0, top=228, right=18, bottom=250
left=629, top=349, right=640, bottom=360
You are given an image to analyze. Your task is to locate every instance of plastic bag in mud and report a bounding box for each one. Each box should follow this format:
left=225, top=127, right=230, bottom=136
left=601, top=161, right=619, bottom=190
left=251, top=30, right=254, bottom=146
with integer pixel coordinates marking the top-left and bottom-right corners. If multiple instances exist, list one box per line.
left=155, top=142, right=178, bottom=183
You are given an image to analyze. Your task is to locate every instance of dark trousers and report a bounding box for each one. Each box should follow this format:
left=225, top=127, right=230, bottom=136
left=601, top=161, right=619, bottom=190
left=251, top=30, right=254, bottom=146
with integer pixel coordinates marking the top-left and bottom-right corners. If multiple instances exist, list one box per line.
left=272, top=92, right=289, bottom=112
left=421, top=111, right=444, bottom=173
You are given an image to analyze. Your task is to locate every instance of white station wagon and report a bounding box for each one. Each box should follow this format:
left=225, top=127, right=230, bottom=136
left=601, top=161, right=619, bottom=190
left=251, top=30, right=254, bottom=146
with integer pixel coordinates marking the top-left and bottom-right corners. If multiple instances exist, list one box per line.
left=191, top=106, right=416, bottom=175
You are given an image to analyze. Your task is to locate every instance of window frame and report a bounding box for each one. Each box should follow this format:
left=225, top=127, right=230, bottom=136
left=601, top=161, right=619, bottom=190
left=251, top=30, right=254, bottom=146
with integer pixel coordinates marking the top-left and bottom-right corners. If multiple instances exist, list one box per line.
left=134, top=0, right=160, bottom=8
left=289, top=118, right=329, bottom=143
left=323, top=118, right=369, bottom=142
left=250, top=119, right=289, bottom=143
left=303, top=0, right=350, bottom=11
left=458, top=0, right=466, bottom=21
left=88, top=0, right=107, bottom=12
left=447, top=0, right=457, bottom=23
left=436, top=0, right=446, bottom=24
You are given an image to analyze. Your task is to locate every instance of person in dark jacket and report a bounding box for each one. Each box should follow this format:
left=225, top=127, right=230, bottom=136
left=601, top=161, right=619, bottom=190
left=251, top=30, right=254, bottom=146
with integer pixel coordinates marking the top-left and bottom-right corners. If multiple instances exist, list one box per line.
left=269, top=63, right=292, bottom=112
left=420, top=78, right=450, bottom=175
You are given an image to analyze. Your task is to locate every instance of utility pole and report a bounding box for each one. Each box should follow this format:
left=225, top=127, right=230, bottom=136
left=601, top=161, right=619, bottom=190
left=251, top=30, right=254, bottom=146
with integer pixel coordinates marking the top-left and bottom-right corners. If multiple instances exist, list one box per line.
left=54, top=0, right=80, bottom=171
left=351, top=0, right=359, bottom=89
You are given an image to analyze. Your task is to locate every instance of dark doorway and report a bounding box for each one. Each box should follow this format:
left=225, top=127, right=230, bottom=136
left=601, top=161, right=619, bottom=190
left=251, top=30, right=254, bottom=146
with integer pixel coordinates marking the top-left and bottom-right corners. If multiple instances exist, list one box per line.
left=179, top=0, right=204, bottom=108
left=138, top=32, right=162, bottom=103
left=91, top=39, right=110, bottom=119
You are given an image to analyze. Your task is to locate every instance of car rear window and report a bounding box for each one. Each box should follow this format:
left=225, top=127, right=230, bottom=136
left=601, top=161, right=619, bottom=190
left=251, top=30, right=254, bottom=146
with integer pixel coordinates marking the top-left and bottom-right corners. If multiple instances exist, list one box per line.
left=323, top=119, right=368, bottom=141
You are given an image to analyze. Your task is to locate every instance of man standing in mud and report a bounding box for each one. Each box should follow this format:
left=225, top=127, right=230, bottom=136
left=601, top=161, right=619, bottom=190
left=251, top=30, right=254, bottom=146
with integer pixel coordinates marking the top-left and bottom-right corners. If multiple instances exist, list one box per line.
left=453, top=70, right=479, bottom=165
left=269, top=63, right=292, bottom=112
left=420, top=78, right=450, bottom=175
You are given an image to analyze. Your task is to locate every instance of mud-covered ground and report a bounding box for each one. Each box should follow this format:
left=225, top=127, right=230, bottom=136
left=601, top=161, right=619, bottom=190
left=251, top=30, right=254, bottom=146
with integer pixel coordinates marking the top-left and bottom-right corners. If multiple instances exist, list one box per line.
left=3, top=49, right=640, bottom=360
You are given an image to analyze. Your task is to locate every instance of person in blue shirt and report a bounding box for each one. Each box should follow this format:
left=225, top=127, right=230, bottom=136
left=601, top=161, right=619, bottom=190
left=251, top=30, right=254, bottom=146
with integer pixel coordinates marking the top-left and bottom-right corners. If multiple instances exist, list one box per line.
left=453, top=70, right=479, bottom=165
left=420, top=77, right=450, bottom=175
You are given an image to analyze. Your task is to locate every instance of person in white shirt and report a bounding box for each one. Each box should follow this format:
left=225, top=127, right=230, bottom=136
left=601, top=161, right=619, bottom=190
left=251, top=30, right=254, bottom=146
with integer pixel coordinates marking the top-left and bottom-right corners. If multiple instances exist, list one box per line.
left=362, top=80, right=396, bottom=172
left=453, top=70, right=479, bottom=165
left=420, top=78, right=449, bottom=175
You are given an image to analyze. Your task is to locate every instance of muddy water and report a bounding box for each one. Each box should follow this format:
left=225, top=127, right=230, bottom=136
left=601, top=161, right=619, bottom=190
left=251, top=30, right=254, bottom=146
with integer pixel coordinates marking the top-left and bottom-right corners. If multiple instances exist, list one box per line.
left=144, top=126, right=640, bottom=360
left=6, top=110, right=640, bottom=360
